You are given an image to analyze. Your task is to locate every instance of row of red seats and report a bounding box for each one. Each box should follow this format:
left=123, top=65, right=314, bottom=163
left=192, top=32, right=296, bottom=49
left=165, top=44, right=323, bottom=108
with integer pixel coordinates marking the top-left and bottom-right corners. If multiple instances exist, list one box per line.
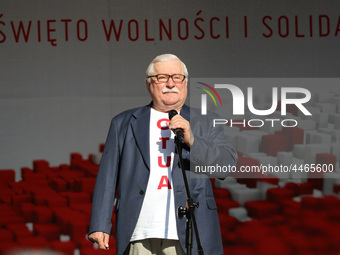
left=0, top=154, right=111, bottom=255
left=1, top=143, right=340, bottom=255
left=212, top=173, right=340, bottom=255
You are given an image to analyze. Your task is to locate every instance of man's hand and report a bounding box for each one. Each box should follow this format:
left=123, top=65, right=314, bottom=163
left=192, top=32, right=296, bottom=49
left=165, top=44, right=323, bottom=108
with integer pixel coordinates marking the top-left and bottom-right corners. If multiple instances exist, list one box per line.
left=88, top=231, right=110, bottom=250
left=167, top=114, right=194, bottom=147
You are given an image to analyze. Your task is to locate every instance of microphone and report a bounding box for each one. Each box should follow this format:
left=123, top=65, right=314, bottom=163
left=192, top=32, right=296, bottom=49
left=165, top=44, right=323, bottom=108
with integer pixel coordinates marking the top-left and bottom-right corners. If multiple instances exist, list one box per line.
left=169, top=110, right=184, bottom=142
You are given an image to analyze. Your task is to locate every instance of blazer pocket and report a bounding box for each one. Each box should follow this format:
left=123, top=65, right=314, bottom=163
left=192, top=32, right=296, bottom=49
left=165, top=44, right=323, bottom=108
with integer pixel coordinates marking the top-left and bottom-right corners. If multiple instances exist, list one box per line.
left=206, top=197, right=217, bottom=210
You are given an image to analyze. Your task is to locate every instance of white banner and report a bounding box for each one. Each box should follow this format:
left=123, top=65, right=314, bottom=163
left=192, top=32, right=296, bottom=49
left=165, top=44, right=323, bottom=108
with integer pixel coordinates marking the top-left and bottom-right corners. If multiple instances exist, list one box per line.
left=1, top=0, right=339, bottom=178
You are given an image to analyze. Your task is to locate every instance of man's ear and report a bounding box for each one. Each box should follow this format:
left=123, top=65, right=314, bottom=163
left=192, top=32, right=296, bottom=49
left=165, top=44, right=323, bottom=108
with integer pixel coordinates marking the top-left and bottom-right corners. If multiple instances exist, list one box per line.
left=146, top=80, right=150, bottom=91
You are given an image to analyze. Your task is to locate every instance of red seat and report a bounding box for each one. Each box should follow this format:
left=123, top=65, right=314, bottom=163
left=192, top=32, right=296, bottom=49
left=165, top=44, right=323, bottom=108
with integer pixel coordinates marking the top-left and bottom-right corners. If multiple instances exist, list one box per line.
left=73, top=177, right=96, bottom=193
left=244, top=201, right=280, bottom=219
left=0, top=242, right=19, bottom=254
left=0, top=169, right=15, bottom=183
left=33, top=160, right=50, bottom=173
left=281, top=127, right=304, bottom=150
left=70, top=203, right=92, bottom=216
left=53, top=207, right=88, bottom=235
left=16, top=236, right=48, bottom=249
left=216, top=198, right=240, bottom=212
left=12, top=194, right=33, bottom=207
left=0, top=186, right=16, bottom=204
left=49, top=177, right=68, bottom=192
left=60, top=191, right=91, bottom=206
left=219, top=215, right=239, bottom=233
left=213, top=188, right=230, bottom=200
left=260, top=135, right=290, bottom=156
left=34, top=223, right=60, bottom=241
left=33, top=206, right=54, bottom=223
left=266, top=187, right=295, bottom=203
left=0, top=228, right=15, bottom=242
left=6, top=223, right=33, bottom=240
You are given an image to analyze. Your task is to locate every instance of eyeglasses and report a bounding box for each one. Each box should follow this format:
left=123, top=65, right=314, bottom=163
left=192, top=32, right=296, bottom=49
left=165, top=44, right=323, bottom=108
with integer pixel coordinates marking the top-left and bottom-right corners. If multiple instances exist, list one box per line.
left=147, top=74, right=186, bottom=84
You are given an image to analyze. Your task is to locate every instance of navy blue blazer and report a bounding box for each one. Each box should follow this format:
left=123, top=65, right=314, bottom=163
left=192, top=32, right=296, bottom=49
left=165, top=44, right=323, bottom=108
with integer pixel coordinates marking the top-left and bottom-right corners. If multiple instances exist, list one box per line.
left=89, top=104, right=238, bottom=255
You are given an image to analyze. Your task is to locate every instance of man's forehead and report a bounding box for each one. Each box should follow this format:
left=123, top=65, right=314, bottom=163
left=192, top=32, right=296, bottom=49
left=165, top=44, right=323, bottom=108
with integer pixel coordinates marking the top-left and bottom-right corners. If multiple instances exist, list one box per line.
left=153, top=60, right=183, bottom=72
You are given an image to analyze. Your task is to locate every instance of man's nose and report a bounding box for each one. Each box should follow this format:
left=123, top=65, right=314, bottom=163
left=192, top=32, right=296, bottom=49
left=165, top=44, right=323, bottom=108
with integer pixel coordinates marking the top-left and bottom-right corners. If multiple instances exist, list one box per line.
left=166, top=78, right=175, bottom=87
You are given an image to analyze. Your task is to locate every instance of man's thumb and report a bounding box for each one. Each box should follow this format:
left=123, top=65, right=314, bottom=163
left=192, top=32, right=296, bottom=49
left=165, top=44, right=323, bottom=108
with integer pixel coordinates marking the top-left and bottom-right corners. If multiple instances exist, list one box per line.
left=103, top=233, right=110, bottom=250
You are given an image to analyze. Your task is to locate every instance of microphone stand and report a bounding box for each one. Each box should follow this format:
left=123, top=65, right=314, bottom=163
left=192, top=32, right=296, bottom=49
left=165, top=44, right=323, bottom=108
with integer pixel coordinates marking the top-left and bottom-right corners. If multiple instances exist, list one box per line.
left=174, top=135, right=204, bottom=255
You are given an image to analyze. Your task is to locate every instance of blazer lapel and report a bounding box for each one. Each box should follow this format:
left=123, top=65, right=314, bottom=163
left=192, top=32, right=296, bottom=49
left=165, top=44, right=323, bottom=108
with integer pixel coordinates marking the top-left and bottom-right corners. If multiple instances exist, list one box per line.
left=180, top=104, right=190, bottom=122
left=130, top=104, right=190, bottom=171
left=131, top=105, right=151, bottom=170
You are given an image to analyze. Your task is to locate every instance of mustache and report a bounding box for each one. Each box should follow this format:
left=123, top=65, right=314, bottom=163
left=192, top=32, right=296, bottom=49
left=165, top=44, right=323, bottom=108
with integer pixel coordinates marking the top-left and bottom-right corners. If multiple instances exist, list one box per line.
left=162, top=87, right=180, bottom=93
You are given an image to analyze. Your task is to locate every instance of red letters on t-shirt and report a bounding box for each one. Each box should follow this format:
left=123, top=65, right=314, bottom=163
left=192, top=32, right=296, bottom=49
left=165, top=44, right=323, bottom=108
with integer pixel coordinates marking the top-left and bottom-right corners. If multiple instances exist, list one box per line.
left=156, top=118, right=172, bottom=189
left=157, top=175, right=172, bottom=189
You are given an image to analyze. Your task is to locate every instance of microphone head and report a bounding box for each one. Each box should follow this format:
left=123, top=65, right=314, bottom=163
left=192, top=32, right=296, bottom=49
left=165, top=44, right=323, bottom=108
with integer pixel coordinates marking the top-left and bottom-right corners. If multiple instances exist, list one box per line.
left=169, top=109, right=178, bottom=120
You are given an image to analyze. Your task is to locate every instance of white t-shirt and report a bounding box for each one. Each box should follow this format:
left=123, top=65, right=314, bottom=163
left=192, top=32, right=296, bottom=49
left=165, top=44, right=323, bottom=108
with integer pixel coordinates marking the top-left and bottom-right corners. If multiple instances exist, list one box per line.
left=130, top=108, right=179, bottom=241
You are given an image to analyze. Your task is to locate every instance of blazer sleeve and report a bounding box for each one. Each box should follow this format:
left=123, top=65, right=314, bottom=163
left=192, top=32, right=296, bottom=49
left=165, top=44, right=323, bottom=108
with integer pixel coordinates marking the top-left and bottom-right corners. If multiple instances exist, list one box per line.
left=186, top=112, right=238, bottom=179
left=88, top=118, right=120, bottom=235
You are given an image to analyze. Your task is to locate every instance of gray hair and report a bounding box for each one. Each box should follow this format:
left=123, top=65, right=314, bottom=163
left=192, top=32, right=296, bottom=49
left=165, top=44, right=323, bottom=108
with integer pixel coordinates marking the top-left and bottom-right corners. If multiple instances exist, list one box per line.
left=145, top=54, right=188, bottom=83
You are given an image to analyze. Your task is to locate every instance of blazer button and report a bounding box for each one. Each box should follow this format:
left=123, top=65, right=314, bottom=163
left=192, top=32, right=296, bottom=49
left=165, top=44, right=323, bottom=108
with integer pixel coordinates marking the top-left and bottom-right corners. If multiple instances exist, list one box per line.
left=139, top=190, right=144, bottom=195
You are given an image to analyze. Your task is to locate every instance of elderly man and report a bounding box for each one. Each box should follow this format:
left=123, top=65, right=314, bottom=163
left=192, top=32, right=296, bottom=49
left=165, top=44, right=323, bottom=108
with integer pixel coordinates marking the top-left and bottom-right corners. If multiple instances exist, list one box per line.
left=88, top=54, right=237, bottom=255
